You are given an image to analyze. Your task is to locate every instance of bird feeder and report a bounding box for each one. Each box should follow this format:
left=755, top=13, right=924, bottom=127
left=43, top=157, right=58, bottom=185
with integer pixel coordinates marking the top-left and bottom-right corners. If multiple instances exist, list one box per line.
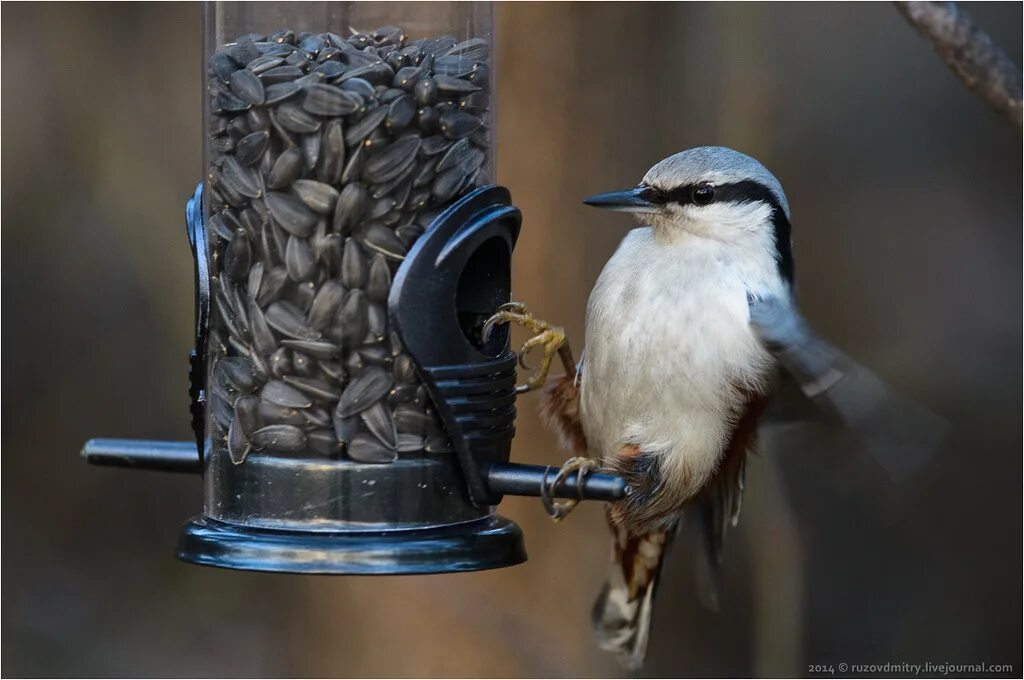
left=83, top=1, right=626, bottom=575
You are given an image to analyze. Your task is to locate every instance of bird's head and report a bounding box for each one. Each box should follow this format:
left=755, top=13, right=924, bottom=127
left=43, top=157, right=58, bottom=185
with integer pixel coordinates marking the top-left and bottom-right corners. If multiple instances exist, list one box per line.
left=584, top=146, right=794, bottom=283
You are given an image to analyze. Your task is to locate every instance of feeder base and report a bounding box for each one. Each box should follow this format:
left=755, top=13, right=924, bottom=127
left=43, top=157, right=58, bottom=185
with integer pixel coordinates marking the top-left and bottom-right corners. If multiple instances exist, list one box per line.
left=176, top=516, right=527, bottom=575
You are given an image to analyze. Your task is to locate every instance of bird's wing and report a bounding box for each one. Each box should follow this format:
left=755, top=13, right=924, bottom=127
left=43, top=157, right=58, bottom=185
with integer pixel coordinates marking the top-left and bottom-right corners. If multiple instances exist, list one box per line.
left=749, top=295, right=947, bottom=481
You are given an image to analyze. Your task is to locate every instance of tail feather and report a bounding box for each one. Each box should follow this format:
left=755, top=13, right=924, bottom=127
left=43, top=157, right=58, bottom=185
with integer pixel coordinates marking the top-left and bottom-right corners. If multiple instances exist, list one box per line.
left=591, top=524, right=675, bottom=670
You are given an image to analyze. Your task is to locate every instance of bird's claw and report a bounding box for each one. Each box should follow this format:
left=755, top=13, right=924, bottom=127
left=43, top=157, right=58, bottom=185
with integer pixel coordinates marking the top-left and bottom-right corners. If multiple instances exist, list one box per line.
left=541, top=456, right=604, bottom=521
left=481, top=302, right=568, bottom=393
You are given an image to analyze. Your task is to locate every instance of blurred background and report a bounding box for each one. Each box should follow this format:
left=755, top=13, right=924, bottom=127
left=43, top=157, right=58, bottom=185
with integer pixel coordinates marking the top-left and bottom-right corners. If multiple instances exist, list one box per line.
left=3, top=2, right=1021, bottom=677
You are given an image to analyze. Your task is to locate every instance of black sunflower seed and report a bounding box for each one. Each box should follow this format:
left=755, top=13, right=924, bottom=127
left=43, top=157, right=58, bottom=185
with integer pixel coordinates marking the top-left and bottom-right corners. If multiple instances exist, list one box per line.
left=229, top=68, right=266, bottom=105
left=265, top=191, right=317, bottom=237
left=361, top=401, right=398, bottom=449
left=341, top=237, right=367, bottom=288
left=363, top=136, right=420, bottom=184
left=347, top=433, right=398, bottom=463
left=236, top=130, right=270, bottom=165
left=250, top=424, right=307, bottom=452
left=307, top=280, right=346, bottom=331
left=290, top=179, right=338, bottom=214
left=266, top=300, right=320, bottom=339
left=335, top=366, right=393, bottom=418
left=302, top=83, right=360, bottom=116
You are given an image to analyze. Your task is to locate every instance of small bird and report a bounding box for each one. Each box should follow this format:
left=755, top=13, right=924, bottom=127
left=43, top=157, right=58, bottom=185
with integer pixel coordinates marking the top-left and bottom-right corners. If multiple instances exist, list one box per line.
left=485, top=146, right=796, bottom=669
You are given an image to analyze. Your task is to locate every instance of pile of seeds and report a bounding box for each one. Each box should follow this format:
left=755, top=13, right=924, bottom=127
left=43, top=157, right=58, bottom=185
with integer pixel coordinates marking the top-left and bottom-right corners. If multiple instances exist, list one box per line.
left=204, top=26, right=491, bottom=465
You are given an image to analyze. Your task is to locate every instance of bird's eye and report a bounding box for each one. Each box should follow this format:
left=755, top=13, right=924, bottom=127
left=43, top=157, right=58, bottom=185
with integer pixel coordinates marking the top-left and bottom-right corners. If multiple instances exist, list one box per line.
left=692, top=184, right=715, bottom=205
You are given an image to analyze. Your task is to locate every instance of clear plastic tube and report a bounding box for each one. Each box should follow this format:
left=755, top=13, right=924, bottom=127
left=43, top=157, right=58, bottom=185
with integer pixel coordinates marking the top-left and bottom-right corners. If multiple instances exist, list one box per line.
left=200, top=2, right=495, bottom=531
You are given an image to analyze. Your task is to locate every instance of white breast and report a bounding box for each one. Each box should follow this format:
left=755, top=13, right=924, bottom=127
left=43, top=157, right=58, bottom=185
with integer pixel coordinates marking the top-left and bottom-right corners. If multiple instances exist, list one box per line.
left=579, top=226, right=787, bottom=499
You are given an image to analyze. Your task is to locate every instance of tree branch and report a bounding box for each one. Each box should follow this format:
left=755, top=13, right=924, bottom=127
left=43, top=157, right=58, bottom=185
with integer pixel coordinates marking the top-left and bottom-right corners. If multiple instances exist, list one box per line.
left=894, top=1, right=1022, bottom=129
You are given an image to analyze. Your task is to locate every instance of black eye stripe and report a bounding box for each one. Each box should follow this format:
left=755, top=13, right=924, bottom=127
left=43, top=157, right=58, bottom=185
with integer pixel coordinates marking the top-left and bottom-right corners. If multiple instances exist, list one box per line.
left=649, top=180, right=779, bottom=209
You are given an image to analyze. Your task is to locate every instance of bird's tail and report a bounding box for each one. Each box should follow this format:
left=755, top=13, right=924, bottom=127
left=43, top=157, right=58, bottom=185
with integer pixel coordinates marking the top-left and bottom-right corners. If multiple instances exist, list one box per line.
left=590, top=523, right=675, bottom=671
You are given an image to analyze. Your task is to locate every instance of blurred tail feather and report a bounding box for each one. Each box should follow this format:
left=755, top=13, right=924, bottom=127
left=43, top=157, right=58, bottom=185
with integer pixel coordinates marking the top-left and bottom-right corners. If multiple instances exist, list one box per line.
left=591, top=526, right=673, bottom=670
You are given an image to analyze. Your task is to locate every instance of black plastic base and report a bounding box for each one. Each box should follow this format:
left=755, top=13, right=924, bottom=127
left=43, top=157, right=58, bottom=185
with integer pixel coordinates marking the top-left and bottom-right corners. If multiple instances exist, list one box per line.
left=176, top=516, right=527, bottom=575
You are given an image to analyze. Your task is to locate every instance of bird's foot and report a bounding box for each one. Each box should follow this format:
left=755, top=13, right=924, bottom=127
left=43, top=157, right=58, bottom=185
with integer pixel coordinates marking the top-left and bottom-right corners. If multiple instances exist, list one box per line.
left=482, top=302, right=570, bottom=393
left=541, top=456, right=604, bottom=521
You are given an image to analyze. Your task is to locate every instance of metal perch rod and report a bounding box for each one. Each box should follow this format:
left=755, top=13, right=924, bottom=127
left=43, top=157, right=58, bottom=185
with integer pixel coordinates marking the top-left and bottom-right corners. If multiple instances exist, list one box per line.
left=81, top=439, right=629, bottom=502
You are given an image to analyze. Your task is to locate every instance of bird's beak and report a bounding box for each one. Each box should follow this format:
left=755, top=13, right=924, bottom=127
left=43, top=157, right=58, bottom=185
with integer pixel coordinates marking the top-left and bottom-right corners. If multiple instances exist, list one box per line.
left=582, top=186, right=660, bottom=214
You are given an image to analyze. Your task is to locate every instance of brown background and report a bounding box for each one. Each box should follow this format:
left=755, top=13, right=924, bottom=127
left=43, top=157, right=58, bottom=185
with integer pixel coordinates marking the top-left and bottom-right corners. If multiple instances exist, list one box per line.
left=2, top=2, right=1021, bottom=677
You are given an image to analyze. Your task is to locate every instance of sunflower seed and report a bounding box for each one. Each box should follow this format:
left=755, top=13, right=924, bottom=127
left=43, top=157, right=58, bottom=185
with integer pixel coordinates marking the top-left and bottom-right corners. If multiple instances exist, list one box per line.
left=248, top=299, right=278, bottom=356
left=446, top=37, right=489, bottom=61
left=303, top=406, right=332, bottom=429
left=256, top=266, right=289, bottom=306
left=307, top=280, right=346, bottom=330
left=336, top=289, right=368, bottom=346
left=408, top=75, right=437, bottom=106
left=317, top=119, right=346, bottom=184
left=361, top=401, right=398, bottom=449
left=393, top=354, right=417, bottom=383
left=228, top=414, right=251, bottom=464
left=263, top=80, right=301, bottom=104
left=276, top=100, right=321, bottom=133
left=235, top=394, right=262, bottom=434
left=436, top=137, right=470, bottom=172
left=363, top=136, right=420, bottom=184
left=347, top=433, right=398, bottom=463
left=331, top=182, right=368, bottom=234
left=365, top=254, right=392, bottom=303
left=332, top=412, right=362, bottom=443
left=344, top=105, right=388, bottom=146
left=229, top=68, right=266, bottom=105
left=261, top=379, right=313, bottom=408
left=335, top=365, right=393, bottom=417
left=211, top=51, right=239, bottom=81
left=308, top=429, right=341, bottom=456
left=220, top=155, right=262, bottom=198
left=439, top=109, right=481, bottom=139
left=261, top=65, right=303, bottom=86
left=340, top=77, right=376, bottom=99
left=433, top=73, right=479, bottom=95
left=314, top=60, right=347, bottom=80
left=250, top=424, right=306, bottom=452
left=300, top=132, right=320, bottom=169
left=222, top=228, right=251, bottom=281
left=266, top=147, right=304, bottom=189
left=281, top=338, right=342, bottom=359
left=217, top=90, right=250, bottom=112
left=431, top=165, right=466, bottom=203
left=265, top=191, right=316, bottom=237
left=266, top=300, right=319, bottom=339
left=302, top=83, right=360, bottom=116
left=433, top=55, right=474, bottom=78
left=341, top=237, right=367, bottom=288
left=235, top=130, right=270, bottom=165
left=292, top=179, right=338, bottom=214
left=285, top=235, right=315, bottom=281
left=362, top=222, right=407, bottom=260
left=393, top=66, right=425, bottom=91
left=247, top=54, right=285, bottom=74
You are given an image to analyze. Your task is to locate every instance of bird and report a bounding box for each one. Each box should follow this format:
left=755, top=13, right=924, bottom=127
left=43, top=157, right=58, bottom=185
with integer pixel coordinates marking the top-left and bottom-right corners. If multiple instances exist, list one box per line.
left=483, top=146, right=796, bottom=670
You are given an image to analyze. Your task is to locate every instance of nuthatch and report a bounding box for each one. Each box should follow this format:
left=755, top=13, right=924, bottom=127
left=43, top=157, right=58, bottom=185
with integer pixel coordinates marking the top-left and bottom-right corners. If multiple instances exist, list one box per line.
left=484, top=146, right=942, bottom=670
